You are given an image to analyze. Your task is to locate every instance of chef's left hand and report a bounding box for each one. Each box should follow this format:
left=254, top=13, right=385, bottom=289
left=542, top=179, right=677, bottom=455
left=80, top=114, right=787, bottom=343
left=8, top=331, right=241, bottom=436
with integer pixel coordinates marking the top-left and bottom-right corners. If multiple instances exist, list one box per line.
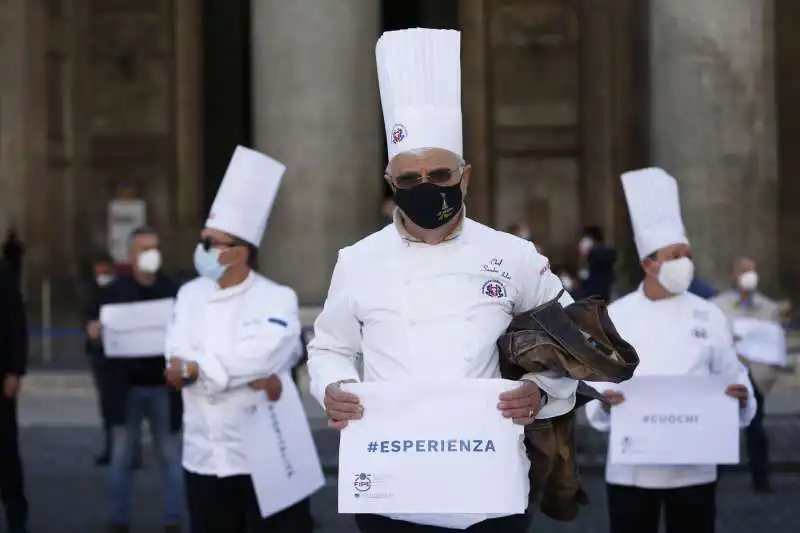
left=498, top=380, right=542, bottom=425
left=725, top=384, right=749, bottom=408
left=250, top=374, right=283, bottom=401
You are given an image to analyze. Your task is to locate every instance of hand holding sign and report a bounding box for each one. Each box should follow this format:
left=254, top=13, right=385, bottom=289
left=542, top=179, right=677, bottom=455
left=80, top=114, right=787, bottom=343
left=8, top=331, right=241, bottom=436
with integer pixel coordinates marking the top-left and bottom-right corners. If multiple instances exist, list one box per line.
left=601, top=390, right=626, bottom=413
left=497, top=380, right=542, bottom=424
left=725, top=384, right=748, bottom=408
left=324, top=380, right=362, bottom=430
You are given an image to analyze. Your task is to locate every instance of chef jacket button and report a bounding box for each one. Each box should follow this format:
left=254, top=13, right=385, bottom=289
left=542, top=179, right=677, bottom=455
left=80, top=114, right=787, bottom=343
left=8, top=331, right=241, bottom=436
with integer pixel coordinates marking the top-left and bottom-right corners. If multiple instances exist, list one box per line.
left=404, top=278, right=411, bottom=286
left=408, top=319, right=416, bottom=326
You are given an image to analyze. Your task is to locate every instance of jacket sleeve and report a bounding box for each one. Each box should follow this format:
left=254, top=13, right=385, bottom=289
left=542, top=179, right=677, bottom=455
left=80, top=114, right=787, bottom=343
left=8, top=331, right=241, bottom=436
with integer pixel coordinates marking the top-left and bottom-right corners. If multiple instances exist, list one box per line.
left=517, top=246, right=578, bottom=419
left=307, top=250, right=362, bottom=407
left=197, top=286, right=302, bottom=395
left=711, top=313, right=757, bottom=428
left=1, top=280, right=28, bottom=376
left=584, top=381, right=615, bottom=432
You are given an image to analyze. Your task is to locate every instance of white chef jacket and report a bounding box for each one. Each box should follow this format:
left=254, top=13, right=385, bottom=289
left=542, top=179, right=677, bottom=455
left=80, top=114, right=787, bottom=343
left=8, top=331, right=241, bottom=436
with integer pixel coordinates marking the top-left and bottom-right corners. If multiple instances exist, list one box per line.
left=585, top=287, right=757, bottom=489
left=307, top=216, right=579, bottom=527
left=166, top=272, right=303, bottom=477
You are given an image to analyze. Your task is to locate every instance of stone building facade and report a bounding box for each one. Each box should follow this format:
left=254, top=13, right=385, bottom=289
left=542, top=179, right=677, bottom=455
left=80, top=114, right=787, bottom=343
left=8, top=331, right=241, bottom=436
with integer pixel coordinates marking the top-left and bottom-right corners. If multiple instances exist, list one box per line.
left=0, top=0, right=797, bottom=310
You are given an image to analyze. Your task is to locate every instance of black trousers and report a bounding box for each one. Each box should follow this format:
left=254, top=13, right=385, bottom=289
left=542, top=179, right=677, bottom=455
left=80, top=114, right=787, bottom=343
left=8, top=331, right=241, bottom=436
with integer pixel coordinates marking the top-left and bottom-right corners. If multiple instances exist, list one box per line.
left=607, top=482, right=716, bottom=533
left=355, top=513, right=530, bottom=533
left=0, top=395, right=28, bottom=531
left=184, top=470, right=314, bottom=533
left=746, top=381, right=770, bottom=485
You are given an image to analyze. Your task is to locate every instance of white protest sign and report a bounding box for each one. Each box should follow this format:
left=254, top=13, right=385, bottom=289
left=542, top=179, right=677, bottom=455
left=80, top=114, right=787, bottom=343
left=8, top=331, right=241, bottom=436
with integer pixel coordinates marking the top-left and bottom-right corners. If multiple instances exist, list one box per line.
left=337, top=379, right=529, bottom=516
left=241, top=373, right=325, bottom=518
left=609, top=375, right=740, bottom=465
left=732, top=317, right=787, bottom=367
left=100, top=298, right=175, bottom=357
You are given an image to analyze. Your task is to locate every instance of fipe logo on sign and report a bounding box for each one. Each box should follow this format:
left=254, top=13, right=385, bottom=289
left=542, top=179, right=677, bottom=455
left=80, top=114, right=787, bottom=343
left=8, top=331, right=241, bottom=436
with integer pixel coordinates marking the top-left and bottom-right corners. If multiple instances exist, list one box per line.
left=354, top=473, right=372, bottom=493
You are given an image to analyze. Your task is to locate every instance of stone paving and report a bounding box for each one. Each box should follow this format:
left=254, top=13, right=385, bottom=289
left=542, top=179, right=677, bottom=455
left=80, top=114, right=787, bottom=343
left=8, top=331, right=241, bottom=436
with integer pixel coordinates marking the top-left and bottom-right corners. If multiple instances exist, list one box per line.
left=4, top=426, right=799, bottom=533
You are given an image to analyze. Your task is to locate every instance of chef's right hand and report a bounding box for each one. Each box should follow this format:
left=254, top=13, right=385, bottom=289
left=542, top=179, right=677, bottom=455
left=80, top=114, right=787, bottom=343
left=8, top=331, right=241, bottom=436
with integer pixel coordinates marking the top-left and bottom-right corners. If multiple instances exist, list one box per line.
left=324, top=380, right=362, bottom=430
left=601, top=390, right=625, bottom=413
left=87, top=320, right=101, bottom=340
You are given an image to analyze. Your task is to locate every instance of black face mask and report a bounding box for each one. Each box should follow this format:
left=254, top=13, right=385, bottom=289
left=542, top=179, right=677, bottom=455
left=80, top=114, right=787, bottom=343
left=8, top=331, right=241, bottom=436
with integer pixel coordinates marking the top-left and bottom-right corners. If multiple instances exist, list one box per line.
left=393, top=181, right=463, bottom=230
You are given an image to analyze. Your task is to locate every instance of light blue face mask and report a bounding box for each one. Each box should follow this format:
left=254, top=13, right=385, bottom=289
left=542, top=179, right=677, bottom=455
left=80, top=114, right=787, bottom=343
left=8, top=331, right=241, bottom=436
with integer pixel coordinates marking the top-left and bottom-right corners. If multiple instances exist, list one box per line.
left=193, top=244, right=227, bottom=281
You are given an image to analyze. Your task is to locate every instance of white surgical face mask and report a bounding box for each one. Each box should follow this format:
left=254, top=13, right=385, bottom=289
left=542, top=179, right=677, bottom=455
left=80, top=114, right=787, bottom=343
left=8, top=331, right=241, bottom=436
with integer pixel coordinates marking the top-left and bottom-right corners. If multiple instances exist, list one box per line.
left=560, top=276, right=574, bottom=291
left=95, top=274, right=113, bottom=287
left=137, top=249, right=162, bottom=274
left=738, top=270, right=759, bottom=292
left=579, top=237, right=594, bottom=254
left=657, top=256, right=695, bottom=295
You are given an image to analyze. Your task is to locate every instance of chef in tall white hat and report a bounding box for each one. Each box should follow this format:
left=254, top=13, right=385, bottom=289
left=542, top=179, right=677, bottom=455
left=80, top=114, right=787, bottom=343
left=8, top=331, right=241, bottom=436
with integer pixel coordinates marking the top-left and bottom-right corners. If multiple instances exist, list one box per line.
left=308, top=28, right=579, bottom=533
left=585, top=167, right=756, bottom=533
left=164, top=146, right=312, bottom=533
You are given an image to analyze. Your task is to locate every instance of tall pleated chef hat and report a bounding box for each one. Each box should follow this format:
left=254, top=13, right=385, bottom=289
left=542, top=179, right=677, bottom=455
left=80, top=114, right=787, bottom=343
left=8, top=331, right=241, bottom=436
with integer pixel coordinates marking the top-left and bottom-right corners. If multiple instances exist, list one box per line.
left=376, top=28, right=462, bottom=161
left=621, top=167, right=690, bottom=260
left=205, top=146, right=286, bottom=247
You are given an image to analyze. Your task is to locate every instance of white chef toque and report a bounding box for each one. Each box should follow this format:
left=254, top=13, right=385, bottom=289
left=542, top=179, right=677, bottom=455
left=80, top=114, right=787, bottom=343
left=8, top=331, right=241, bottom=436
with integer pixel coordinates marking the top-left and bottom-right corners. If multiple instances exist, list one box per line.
left=205, top=146, right=286, bottom=247
left=621, top=167, right=690, bottom=260
left=376, top=28, right=462, bottom=161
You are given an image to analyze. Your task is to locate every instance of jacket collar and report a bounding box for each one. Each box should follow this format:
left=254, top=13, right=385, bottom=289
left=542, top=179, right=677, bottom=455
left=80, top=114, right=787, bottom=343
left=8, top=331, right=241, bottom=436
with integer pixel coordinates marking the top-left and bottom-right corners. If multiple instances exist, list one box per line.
left=209, top=271, right=255, bottom=302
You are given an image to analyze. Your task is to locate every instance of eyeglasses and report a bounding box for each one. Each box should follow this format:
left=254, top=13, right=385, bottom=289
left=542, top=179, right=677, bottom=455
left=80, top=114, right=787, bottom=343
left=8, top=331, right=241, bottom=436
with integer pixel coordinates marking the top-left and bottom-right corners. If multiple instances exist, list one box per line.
left=393, top=168, right=460, bottom=190
left=198, top=237, right=246, bottom=252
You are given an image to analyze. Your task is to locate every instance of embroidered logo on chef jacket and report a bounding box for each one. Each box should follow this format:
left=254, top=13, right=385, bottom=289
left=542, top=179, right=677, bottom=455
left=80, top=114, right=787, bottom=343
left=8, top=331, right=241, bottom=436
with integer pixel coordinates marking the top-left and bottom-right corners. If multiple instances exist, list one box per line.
left=391, top=124, right=407, bottom=144
left=240, top=317, right=288, bottom=328
left=691, top=327, right=708, bottom=339
left=482, top=279, right=506, bottom=298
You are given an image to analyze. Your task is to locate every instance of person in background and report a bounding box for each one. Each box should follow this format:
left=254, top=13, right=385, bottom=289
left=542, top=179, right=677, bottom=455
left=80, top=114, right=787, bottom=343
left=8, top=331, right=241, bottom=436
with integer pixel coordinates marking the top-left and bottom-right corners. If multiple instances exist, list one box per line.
left=84, top=254, right=143, bottom=468
left=165, top=147, right=312, bottom=533
left=712, top=257, right=785, bottom=493
left=506, top=222, right=545, bottom=254
left=87, top=227, right=183, bottom=533
left=585, top=168, right=755, bottom=533
left=1, top=226, right=25, bottom=291
left=0, top=265, right=29, bottom=533
left=577, top=225, right=616, bottom=302
left=553, top=264, right=579, bottom=298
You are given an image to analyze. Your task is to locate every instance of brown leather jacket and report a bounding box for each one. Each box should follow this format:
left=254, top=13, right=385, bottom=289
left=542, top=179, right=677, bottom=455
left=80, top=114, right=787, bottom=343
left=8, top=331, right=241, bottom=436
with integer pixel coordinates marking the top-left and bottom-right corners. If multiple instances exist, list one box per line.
left=498, top=294, right=639, bottom=521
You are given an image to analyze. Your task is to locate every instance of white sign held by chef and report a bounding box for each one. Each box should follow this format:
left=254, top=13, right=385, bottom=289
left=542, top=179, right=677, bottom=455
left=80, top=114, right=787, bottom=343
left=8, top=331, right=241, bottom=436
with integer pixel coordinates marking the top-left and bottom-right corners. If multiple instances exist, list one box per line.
left=338, top=379, right=529, bottom=516
left=732, top=317, right=787, bottom=367
left=241, top=373, right=325, bottom=518
left=609, top=375, right=740, bottom=465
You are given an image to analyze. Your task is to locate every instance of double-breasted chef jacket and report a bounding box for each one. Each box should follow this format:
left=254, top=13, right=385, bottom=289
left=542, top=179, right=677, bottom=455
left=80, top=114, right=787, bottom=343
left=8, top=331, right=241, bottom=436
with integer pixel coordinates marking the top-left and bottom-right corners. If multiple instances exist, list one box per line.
left=166, top=272, right=303, bottom=477
left=585, top=287, right=757, bottom=489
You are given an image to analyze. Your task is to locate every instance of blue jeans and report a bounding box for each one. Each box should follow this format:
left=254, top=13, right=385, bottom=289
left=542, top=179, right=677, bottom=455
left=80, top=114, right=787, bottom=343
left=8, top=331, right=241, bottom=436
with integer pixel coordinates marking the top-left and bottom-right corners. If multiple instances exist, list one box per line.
left=109, top=386, right=183, bottom=525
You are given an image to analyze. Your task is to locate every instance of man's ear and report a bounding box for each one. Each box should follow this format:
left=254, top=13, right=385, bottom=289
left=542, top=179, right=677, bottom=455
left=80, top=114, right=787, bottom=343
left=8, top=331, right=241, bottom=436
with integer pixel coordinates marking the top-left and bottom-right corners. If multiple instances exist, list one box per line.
left=641, top=257, right=658, bottom=278
left=460, top=164, right=472, bottom=194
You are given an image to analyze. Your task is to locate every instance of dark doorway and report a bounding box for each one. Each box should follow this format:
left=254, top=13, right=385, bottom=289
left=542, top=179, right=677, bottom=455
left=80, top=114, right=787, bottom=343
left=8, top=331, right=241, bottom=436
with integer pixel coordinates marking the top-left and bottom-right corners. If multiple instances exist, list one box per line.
left=201, top=0, right=252, bottom=213
left=379, top=0, right=460, bottom=199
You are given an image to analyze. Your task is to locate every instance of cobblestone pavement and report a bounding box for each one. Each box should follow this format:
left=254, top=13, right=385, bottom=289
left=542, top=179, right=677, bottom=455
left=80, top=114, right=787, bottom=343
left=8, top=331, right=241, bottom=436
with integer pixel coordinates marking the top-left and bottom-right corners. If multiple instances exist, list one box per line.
left=3, top=426, right=798, bottom=533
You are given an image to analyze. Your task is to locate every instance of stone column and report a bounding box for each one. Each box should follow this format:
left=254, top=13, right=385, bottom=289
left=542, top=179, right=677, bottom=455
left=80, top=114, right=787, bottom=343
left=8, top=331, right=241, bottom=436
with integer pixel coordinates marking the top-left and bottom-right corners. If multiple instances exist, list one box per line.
left=251, top=1, right=382, bottom=305
left=649, top=0, right=779, bottom=291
